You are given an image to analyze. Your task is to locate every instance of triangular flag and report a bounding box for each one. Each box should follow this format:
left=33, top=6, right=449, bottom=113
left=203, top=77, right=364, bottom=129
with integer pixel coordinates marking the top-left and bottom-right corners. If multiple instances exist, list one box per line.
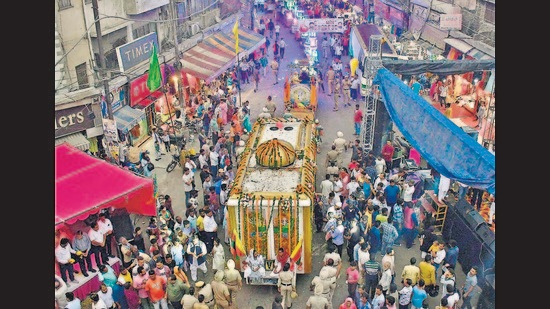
left=146, top=44, right=162, bottom=92
left=232, top=20, right=239, bottom=55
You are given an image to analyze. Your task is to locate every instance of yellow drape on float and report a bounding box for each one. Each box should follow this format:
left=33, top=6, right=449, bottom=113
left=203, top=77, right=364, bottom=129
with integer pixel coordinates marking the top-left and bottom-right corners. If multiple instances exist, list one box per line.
left=310, top=83, right=317, bottom=110
left=350, top=58, right=359, bottom=77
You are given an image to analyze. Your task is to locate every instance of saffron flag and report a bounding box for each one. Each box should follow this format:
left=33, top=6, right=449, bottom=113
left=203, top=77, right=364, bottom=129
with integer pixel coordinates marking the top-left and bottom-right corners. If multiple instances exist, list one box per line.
left=290, top=237, right=303, bottom=263
left=146, top=44, right=162, bottom=91
left=232, top=19, right=239, bottom=55
left=233, top=229, right=246, bottom=257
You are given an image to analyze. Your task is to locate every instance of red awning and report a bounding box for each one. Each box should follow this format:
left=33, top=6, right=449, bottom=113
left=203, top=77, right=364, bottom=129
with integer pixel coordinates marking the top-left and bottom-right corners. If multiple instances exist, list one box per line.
left=134, top=90, right=164, bottom=109
left=55, top=143, right=156, bottom=229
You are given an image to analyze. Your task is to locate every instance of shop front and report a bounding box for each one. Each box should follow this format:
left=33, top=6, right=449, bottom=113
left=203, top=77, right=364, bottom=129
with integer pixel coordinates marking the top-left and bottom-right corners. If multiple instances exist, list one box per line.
left=127, top=64, right=180, bottom=145
left=373, top=0, right=409, bottom=37
left=55, top=88, right=102, bottom=152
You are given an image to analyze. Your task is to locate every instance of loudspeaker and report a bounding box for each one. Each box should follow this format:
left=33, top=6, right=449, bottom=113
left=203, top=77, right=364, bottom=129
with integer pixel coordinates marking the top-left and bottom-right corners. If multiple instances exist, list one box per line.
left=455, top=198, right=475, bottom=216
left=476, top=223, right=495, bottom=249
left=372, top=98, right=392, bottom=156
left=465, top=210, right=486, bottom=231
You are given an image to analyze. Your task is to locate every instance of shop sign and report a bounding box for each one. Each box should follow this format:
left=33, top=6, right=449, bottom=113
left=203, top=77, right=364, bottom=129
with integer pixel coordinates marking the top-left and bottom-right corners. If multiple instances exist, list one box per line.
left=116, top=32, right=159, bottom=72
left=296, top=18, right=345, bottom=33
left=55, top=104, right=95, bottom=138
left=440, top=14, right=462, bottom=30
left=129, top=64, right=166, bottom=107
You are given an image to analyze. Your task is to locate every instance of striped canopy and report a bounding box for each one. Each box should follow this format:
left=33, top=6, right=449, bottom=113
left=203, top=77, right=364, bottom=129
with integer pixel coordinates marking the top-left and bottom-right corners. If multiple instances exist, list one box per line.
left=180, top=27, right=265, bottom=82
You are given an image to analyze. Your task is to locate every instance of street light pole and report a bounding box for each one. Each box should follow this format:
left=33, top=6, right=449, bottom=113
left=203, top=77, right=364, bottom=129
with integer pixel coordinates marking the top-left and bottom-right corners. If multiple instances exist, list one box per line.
left=91, top=0, right=112, bottom=120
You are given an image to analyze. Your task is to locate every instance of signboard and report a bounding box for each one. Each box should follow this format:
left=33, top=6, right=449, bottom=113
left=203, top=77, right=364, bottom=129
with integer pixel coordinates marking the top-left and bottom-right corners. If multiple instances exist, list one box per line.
left=55, top=104, right=96, bottom=138
left=440, top=14, right=463, bottom=30
left=116, top=32, right=159, bottom=72
left=296, top=18, right=345, bottom=33
left=102, top=119, right=120, bottom=161
left=129, top=64, right=166, bottom=107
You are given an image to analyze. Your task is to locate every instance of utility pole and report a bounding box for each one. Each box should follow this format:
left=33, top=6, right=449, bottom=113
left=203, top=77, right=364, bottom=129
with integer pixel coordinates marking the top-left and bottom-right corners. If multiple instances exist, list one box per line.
left=91, top=0, right=113, bottom=120
left=169, top=0, right=184, bottom=106
left=251, top=1, right=255, bottom=30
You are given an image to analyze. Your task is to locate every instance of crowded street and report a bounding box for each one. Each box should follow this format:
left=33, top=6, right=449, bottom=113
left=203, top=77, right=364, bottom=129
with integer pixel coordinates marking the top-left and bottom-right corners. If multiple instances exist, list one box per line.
left=55, top=1, right=495, bottom=309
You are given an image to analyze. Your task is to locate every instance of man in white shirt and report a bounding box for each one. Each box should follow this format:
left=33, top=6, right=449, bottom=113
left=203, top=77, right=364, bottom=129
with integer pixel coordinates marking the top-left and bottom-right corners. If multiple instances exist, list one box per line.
left=187, top=234, right=208, bottom=281
left=182, top=167, right=194, bottom=207
left=64, top=292, right=81, bottom=309
left=320, top=174, right=335, bottom=199
left=346, top=176, right=360, bottom=197
left=374, top=173, right=389, bottom=191
left=203, top=209, right=218, bottom=253
left=374, top=156, right=386, bottom=176
left=88, top=221, right=108, bottom=269
left=403, top=180, right=416, bottom=206
left=198, top=148, right=209, bottom=169
left=275, top=23, right=281, bottom=39
left=90, top=292, right=108, bottom=309
left=97, top=213, right=115, bottom=258
left=209, top=146, right=220, bottom=177
left=55, top=238, right=79, bottom=285
left=279, top=38, right=286, bottom=59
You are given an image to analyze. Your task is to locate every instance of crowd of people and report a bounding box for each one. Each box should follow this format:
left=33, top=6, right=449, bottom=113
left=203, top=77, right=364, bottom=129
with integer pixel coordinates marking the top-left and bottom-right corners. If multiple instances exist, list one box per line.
left=55, top=1, right=493, bottom=309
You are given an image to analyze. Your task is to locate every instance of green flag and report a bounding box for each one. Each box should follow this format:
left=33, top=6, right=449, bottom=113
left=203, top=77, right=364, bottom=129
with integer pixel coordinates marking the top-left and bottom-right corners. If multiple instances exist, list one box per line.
left=146, top=44, right=162, bottom=91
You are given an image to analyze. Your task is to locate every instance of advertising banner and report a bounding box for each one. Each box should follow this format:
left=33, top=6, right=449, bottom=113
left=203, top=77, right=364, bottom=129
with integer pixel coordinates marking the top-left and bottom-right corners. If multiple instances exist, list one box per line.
left=296, top=18, right=345, bottom=33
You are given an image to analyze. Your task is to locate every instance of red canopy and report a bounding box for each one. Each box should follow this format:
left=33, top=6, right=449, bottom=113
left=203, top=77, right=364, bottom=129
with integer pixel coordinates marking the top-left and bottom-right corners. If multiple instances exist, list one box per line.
left=55, top=143, right=156, bottom=229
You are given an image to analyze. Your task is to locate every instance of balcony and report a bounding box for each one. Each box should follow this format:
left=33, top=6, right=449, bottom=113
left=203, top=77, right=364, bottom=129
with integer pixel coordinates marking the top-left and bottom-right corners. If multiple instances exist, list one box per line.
left=124, top=0, right=169, bottom=15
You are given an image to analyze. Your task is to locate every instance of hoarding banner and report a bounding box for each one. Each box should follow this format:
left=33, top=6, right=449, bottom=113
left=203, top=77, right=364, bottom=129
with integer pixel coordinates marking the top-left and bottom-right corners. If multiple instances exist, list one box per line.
left=296, top=18, right=345, bottom=33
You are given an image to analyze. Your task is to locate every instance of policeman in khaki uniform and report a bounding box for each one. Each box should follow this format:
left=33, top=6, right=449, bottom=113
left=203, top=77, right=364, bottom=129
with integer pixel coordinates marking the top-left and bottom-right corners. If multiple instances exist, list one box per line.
left=323, top=245, right=342, bottom=278
left=180, top=287, right=198, bottom=309
left=277, top=262, right=295, bottom=308
left=211, top=270, right=232, bottom=309
left=320, top=259, right=338, bottom=306
left=310, top=267, right=336, bottom=309
left=223, top=259, right=242, bottom=307
left=333, top=131, right=348, bottom=166
left=195, top=281, right=216, bottom=308
left=326, top=145, right=340, bottom=168
left=306, top=283, right=330, bottom=309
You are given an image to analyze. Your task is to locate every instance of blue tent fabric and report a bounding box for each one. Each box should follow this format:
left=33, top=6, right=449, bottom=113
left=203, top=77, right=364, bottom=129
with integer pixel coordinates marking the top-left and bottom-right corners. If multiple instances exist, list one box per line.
left=372, top=68, right=495, bottom=195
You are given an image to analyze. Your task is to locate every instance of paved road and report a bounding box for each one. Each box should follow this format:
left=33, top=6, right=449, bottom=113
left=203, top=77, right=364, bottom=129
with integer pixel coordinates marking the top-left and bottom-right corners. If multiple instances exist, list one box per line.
left=132, top=6, right=467, bottom=309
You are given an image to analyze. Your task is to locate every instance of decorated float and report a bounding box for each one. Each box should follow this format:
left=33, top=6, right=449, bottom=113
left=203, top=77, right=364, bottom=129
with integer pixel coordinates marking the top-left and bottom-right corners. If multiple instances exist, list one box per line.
left=226, top=117, right=317, bottom=285
left=284, top=59, right=318, bottom=121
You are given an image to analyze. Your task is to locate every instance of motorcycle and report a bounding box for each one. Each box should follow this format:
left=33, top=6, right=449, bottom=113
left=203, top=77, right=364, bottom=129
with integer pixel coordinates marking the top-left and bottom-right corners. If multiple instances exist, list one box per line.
left=166, top=152, right=182, bottom=173
left=165, top=147, right=200, bottom=173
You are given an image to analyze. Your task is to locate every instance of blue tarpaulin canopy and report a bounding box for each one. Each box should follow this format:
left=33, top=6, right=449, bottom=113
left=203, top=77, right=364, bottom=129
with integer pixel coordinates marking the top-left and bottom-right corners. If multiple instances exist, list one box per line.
left=373, top=68, right=495, bottom=195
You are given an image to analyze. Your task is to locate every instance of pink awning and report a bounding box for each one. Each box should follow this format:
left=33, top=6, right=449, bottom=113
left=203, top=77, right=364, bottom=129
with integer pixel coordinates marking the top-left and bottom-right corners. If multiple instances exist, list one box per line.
left=55, top=143, right=156, bottom=229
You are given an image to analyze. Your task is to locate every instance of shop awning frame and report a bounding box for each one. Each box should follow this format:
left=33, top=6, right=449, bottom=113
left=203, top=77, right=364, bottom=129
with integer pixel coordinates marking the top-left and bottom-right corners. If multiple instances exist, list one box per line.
left=113, top=105, right=146, bottom=131
left=467, top=48, right=494, bottom=60
left=55, top=132, right=91, bottom=151
left=443, top=38, right=473, bottom=54
left=55, top=143, right=156, bottom=229
left=180, top=27, right=266, bottom=83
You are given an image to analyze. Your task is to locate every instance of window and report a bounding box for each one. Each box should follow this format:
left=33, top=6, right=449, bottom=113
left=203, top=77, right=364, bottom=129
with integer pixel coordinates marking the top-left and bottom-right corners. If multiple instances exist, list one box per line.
left=132, top=23, right=157, bottom=40
left=75, top=63, right=89, bottom=90
left=58, top=0, right=72, bottom=10
left=85, top=0, right=92, bottom=3
left=484, top=2, right=495, bottom=24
